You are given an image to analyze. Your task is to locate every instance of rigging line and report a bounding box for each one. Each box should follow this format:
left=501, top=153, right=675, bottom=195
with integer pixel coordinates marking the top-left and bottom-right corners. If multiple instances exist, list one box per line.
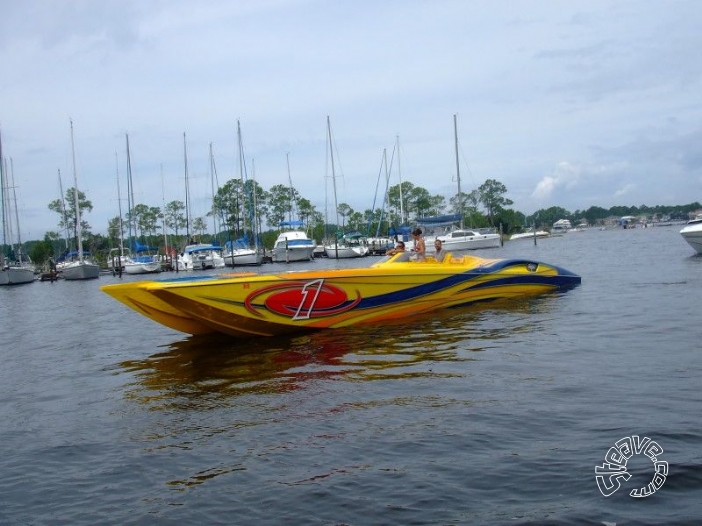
left=368, top=149, right=386, bottom=235
left=457, top=138, right=477, bottom=190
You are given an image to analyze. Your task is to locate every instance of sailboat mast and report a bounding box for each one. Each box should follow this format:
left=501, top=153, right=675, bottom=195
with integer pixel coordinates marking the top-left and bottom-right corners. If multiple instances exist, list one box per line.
left=0, top=130, right=6, bottom=256
left=183, top=132, right=191, bottom=241
left=160, top=164, right=168, bottom=255
left=287, top=152, right=294, bottom=223
left=209, top=142, right=219, bottom=241
left=327, top=116, right=340, bottom=258
left=115, top=152, right=125, bottom=258
left=10, top=158, right=25, bottom=263
left=454, top=114, right=464, bottom=229
left=57, top=169, right=69, bottom=250
left=237, top=120, right=246, bottom=238
left=397, top=135, right=404, bottom=227
left=327, top=117, right=340, bottom=230
left=125, top=133, right=134, bottom=248
left=69, top=119, right=84, bottom=263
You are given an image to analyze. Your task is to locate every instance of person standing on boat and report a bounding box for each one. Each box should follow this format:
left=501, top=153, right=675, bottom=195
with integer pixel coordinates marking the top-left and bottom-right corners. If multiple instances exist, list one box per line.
left=433, top=239, right=445, bottom=262
left=412, top=228, right=426, bottom=261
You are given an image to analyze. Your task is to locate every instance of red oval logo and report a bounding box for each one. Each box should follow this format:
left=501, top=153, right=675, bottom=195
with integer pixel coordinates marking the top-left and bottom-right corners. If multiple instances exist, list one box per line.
left=245, top=279, right=360, bottom=319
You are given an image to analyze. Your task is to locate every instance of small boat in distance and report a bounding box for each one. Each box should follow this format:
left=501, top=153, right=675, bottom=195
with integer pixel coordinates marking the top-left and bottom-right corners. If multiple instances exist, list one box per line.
left=552, top=219, right=573, bottom=233
left=101, top=251, right=581, bottom=338
left=509, top=229, right=550, bottom=241
left=680, top=214, right=702, bottom=254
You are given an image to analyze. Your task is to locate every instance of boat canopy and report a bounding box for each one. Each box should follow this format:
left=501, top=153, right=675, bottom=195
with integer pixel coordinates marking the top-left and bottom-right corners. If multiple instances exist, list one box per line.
left=184, top=244, right=221, bottom=254
left=416, top=214, right=461, bottom=228
left=279, top=220, right=305, bottom=229
left=133, top=240, right=159, bottom=253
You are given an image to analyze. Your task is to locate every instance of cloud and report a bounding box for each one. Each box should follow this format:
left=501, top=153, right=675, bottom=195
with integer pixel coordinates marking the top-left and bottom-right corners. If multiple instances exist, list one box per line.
left=614, top=183, right=637, bottom=197
left=531, top=161, right=584, bottom=200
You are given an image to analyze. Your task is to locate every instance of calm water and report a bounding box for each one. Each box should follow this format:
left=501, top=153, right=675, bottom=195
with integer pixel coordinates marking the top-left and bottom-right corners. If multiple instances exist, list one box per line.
left=1, top=226, right=701, bottom=525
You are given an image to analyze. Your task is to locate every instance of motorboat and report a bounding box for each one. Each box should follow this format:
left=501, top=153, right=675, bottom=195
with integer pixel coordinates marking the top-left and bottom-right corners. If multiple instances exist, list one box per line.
left=271, top=230, right=315, bottom=263
left=180, top=244, right=226, bottom=270
left=101, top=251, right=581, bottom=338
left=680, top=214, right=702, bottom=254
left=433, top=228, right=502, bottom=251
left=552, top=219, right=573, bottom=233
left=509, top=230, right=550, bottom=241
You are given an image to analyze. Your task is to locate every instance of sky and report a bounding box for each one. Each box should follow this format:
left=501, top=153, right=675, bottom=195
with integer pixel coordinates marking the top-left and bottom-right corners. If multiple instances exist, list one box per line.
left=2, top=0, right=702, bottom=240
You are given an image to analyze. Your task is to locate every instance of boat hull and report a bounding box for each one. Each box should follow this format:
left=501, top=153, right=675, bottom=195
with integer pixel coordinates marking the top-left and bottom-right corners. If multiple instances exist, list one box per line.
left=224, top=249, right=263, bottom=266
left=124, top=261, right=162, bottom=274
left=0, top=266, right=35, bottom=285
left=680, top=223, right=702, bottom=254
left=101, top=254, right=581, bottom=338
left=62, top=261, right=100, bottom=280
left=271, top=247, right=315, bottom=262
left=437, top=233, right=502, bottom=251
left=323, top=245, right=368, bottom=258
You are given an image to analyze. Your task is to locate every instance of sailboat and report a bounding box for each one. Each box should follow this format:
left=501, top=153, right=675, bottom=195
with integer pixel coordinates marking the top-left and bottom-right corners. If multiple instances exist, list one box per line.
left=122, top=134, right=160, bottom=275
left=61, top=119, right=100, bottom=280
left=178, top=133, right=225, bottom=270
left=420, top=115, right=501, bottom=252
left=107, top=152, right=131, bottom=274
left=223, top=121, right=262, bottom=266
left=322, top=116, right=368, bottom=259
left=0, top=129, right=35, bottom=285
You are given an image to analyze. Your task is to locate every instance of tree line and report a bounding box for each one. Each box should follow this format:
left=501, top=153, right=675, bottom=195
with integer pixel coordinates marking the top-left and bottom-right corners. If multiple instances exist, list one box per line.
left=11, top=176, right=702, bottom=268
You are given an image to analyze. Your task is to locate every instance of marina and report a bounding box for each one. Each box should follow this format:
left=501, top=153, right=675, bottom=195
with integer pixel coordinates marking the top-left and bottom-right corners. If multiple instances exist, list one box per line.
left=1, top=225, right=700, bottom=524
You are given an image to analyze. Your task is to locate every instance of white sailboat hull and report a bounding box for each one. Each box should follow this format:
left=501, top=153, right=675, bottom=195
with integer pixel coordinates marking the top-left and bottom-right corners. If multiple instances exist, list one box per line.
left=0, top=266, right=35, bottom=285
left=62, top=260, right=100, bottom=280
left=124, top=261, right=161, bottom=274
left=224, top=249, right=263, bottom=266
left=323, top=244, right=368, bottom=258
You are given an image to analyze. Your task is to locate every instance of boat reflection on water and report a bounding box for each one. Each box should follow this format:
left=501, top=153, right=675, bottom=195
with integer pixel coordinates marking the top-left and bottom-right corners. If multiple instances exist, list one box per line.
left=119, top=294, right=562, bottom=409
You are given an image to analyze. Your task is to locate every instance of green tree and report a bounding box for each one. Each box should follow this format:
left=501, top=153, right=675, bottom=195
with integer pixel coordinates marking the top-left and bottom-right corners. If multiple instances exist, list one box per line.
left=192, top=217, right=208, bottom=239
left=267, top=184, right=296, bottom=228
left=387, top=181, right=416, bottom=225
left=337, top=203, right=353, bottom=229
left=164, top=200, right=187, bottom=238
left=478, top=179, right=513, bottom=226
left=47, top=187, right=93, bottom=248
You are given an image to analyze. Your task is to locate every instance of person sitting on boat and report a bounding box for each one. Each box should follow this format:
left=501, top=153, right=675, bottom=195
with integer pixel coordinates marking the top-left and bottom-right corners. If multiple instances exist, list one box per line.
left=386, top=241, right=406, bottom=256
left=412, top=228, right=426, bottom=261
left=433, top=239, right=445, bottom=262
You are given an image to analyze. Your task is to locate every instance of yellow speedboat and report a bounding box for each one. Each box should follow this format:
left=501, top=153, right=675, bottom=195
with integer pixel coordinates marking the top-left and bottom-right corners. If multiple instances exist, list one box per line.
left=101, top=253, right=581, bottom=338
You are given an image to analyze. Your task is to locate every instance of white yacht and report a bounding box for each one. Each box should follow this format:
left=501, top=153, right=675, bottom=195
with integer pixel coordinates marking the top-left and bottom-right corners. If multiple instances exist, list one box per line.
left=271, top=231, right=315, bottom=262
left=552, top=219, right=573, bottom=233
left=680, top=214, right=702, bottom=254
